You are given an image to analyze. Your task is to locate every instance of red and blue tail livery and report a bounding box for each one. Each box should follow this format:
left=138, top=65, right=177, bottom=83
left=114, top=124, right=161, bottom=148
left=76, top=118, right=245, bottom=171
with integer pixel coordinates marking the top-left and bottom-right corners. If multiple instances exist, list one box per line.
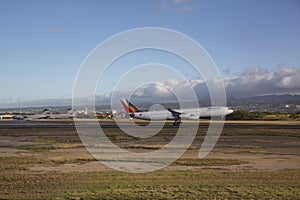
left=120, top=98, right=141, bottom=113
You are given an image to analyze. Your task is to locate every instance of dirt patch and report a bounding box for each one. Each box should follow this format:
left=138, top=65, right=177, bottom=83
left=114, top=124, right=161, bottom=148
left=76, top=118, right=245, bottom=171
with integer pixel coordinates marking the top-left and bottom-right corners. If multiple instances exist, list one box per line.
left=0, top=121, right=299, bottom=173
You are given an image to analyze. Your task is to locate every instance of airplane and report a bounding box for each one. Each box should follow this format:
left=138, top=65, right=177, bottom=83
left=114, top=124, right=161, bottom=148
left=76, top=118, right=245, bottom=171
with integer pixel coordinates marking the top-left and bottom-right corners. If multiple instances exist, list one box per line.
left=13, top=109, right=51, bottom=120
left=120, top=98, right=233, bottom=125
left=47, top=108, right=75, bottom=119
left=12, top=115, right=27, bottom=120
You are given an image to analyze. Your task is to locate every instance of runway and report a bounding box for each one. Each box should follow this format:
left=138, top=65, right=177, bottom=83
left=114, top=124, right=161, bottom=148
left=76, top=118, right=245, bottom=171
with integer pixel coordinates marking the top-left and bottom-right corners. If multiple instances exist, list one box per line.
left=0, top=120, right=299, bottom=130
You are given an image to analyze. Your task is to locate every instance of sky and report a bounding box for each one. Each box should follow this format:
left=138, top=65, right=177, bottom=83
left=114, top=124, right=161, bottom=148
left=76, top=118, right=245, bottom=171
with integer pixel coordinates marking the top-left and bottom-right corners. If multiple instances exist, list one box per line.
left=0, top=0, right=300, bottom=108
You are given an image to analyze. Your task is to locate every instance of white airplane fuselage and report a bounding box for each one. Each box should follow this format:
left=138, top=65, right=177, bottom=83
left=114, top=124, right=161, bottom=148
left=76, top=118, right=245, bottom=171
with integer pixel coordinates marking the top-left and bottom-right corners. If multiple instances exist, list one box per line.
left=131, top=107, right=233, bottom=121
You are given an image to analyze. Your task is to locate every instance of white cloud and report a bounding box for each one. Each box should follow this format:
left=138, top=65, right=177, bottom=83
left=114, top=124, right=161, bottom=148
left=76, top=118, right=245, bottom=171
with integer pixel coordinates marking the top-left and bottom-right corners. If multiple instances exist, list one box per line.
left=224, top=66, right=300, bottom=97
left=157, top=0, right=198, bottom=13
left=1, top=66, right=300, bottom=108
left=276, top=67, right=300, bottom=89
left=174, top=0, right=190, bottom=5
left=110, top=66, right=300, bottom=101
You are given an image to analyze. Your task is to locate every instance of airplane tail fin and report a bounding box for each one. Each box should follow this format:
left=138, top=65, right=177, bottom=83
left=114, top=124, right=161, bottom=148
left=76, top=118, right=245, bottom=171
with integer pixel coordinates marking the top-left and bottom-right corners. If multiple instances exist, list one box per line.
left=42, top=109, right=51, bottom=114
left=120, top=98, right=141, bottom=113
left=66, top=108, right=73, bottom=114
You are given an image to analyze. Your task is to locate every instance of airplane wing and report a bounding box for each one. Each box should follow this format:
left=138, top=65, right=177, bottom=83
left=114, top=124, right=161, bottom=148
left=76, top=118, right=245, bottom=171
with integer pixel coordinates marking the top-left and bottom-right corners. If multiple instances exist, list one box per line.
left=168, top=108, right=200, bottom=120
left=167, top=108, right=182, bottom=119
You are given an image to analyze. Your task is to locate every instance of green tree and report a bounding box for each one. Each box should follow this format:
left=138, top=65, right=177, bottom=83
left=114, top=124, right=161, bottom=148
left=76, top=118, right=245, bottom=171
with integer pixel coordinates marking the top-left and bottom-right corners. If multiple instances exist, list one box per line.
left=226, top=110, right=266, bottom=120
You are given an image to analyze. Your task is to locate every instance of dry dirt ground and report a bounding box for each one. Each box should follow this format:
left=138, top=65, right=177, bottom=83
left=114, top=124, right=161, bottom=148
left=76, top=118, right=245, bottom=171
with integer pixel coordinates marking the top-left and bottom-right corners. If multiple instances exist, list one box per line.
left=0, top=120, right=299, bottom=172
left=0, top=120, right=299, bottom=199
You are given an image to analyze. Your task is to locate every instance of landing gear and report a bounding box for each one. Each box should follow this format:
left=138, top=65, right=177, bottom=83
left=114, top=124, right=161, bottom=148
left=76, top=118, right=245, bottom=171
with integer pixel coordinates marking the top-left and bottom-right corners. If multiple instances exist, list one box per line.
left=173, top=118, right=181, bottom=126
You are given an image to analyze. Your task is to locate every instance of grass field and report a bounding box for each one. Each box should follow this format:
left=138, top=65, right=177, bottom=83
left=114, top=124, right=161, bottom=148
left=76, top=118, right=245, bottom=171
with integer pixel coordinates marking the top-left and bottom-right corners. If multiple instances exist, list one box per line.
left=1, top=170, right=299, bottom=199
left=0, top=120, right=299, bottom=199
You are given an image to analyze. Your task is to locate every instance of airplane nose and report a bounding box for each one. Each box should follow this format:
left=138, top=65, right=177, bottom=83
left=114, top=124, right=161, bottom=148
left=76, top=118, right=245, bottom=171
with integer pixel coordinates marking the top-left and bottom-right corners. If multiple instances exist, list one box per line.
left=227, top=109, right=234, bottom=114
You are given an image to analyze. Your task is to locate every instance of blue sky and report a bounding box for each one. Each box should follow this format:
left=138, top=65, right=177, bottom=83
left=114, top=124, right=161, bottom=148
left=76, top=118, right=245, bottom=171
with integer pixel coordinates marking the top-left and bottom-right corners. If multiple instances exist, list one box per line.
left=0, top=0, right=300, bottom=107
